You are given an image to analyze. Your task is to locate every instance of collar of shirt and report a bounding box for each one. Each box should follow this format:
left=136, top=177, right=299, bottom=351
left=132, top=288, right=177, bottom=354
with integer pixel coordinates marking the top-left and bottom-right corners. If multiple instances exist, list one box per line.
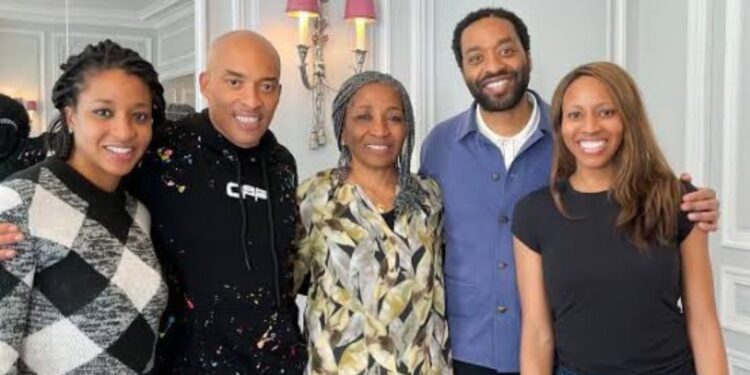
left=475, top=92, right=540, bottom=169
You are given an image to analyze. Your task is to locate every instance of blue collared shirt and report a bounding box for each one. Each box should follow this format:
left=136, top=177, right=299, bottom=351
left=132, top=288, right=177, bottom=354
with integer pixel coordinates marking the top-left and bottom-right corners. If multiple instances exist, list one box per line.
left=419, top=91, right=554, bottom=372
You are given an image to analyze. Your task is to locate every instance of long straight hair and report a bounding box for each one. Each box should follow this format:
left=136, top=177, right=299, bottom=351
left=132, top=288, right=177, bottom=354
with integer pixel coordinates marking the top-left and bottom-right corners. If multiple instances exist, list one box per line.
left=549, top=62, right=681, bottom=249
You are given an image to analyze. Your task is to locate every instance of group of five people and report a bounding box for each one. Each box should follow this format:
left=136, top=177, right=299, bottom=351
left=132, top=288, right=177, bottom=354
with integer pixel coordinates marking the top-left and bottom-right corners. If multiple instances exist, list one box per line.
left=0, top=6, right=725, bottom=375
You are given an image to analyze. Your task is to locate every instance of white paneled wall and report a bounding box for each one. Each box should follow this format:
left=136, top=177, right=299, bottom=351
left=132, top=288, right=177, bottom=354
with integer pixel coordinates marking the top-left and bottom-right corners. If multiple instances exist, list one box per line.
left=0, top=28, right=45, bottom=134
left=0, top=1, right=193, bottom=131
left=1, top=0, right=747, bottom=361
left=714, top=0, right=750, bottom=367
left=197, top=0, right=631, bottom=179
left=157, top=11, right=195, bottom=80
left=0, top=19, right=155, bottom=133
left=198, top=0, right=749, bottom=361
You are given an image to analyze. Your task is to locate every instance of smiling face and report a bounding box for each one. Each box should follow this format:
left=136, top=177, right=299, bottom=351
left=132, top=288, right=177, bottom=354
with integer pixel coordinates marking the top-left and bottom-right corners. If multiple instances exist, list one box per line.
left=66, top=68, right=153, bottom=192
left=560, top=75, right=624, bottom=178
left=341, top=82, right=406, bottom=174
left=200, top=32, right=281, bottom=148
left=460, top=16, right=531, bottom=112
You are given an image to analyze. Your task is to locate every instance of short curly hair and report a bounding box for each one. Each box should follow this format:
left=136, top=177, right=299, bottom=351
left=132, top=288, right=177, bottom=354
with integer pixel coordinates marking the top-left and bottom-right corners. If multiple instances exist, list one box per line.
left=451, top=7, right=531, bottom=68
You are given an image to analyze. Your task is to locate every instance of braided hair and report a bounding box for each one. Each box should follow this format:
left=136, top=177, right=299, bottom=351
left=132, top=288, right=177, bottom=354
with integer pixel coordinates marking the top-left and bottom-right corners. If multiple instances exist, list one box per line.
left=46, top=39, right=165, bottom=159
left=331, top=71, right=424, bottom=214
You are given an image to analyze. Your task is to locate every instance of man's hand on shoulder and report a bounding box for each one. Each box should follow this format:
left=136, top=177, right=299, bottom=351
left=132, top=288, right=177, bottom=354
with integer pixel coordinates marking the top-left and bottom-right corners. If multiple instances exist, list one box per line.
left=679, top=173, right=720, bottom=232
left=0, top=222, right=23, bottom=260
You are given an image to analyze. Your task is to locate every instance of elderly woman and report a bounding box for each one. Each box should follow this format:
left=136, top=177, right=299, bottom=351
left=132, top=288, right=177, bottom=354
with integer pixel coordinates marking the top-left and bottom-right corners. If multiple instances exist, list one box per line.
left=294, top=71, right=451, bottom=374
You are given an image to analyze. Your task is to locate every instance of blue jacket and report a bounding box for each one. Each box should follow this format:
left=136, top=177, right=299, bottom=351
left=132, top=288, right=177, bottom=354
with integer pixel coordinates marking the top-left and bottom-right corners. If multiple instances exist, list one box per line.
left=419, top=91, right=553, bottom=372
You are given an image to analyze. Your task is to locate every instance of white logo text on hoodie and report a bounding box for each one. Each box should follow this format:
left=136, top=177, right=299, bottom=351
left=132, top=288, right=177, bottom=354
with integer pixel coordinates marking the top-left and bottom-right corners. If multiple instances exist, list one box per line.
left=226, top=182, right=268, bottom=201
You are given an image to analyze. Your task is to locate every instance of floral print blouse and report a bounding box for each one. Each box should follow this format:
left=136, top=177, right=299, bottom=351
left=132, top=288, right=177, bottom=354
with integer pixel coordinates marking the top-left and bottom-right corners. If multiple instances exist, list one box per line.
left=294, top=169, right=451, bottom=374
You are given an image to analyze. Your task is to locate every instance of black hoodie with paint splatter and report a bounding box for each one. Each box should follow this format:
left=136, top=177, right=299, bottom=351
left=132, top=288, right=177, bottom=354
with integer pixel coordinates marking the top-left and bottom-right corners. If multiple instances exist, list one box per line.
left=128, top=110, right=305, bottom=374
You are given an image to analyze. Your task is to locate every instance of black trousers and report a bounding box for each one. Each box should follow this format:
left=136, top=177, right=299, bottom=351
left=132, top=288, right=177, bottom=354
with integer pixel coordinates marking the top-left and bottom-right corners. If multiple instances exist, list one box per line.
left=453, top=360, right=520, bottom=375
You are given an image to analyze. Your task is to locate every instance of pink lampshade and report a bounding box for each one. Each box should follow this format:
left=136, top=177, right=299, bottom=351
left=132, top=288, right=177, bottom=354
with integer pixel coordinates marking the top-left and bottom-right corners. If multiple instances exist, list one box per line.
left=24, top=100, right=37, bottom=111
left=345, top=0, right=376, bottom=21
left=286, top=0, right=319, bottom=17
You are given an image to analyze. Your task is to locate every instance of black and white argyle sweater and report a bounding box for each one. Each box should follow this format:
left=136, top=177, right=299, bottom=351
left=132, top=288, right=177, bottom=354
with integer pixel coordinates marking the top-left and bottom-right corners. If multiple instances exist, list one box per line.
left=0, top=158, right=167, bottom=374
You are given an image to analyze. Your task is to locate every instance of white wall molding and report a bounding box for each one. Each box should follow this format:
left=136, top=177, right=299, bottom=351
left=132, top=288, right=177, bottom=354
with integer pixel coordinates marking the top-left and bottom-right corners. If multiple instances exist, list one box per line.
left=140, top=0, right=182, bottom=21
left=158, top=23, right=195, bottom=66
left=606, top=0, right=628, bottom=67
left=154, top=3, right=195, bottom=81
left=153, top=3, right=195, bottom=29
left=231, top=0, right=246, bottom=30
left=0, top=28, right=46, bottom=132
left=52, top=32, right=152, bottom=65
left=720, top=0, right=750, bottom=251
left=194, top=0, right=208, bottom=109
left=0, top=4, right=144, bottom=29
left=160, top=65, right=196, bottom=82
left=729, top=349, right=750, bottom=373
left=0, top=0, right=191, bottom=29
left=721, top=266, right=750, bottom=336
left=374, top=0, right=391, bottom=73
left=229, top=0, right=260, bottom=31
left=247, top=0, right=260, bottom=31
left=409, top=0, right=435, bottom=170
left=157, top=27, right=195, bottom=80
left=684, top=0, right=712, bottom=186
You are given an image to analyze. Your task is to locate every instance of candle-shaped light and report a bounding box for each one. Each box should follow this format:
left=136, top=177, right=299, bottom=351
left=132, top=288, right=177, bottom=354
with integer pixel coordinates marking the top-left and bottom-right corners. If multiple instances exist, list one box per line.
left=354, top=18, right=366, bottom=51
left=298, top=12, right=310, bottom=45
left=286, top=0, right=320, bottom=46
left=345, top=0, right=376, bottom=51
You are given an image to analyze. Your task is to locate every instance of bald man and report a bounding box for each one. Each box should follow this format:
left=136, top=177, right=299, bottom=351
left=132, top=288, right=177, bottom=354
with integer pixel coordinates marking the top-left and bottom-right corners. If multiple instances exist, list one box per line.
left=0, top=31, right=306, bottom=373
left=139, top=30, right=305, bottom=373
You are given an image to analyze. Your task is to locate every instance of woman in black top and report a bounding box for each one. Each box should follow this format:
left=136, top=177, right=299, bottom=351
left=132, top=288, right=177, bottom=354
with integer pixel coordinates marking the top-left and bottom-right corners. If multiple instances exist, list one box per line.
left=512, top=62, right=727, bottom=375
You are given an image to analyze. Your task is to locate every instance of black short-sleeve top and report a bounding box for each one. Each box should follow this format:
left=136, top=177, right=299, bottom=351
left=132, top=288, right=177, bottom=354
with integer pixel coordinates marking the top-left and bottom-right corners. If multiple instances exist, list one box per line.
left=512, top=181, right=696, bottom=375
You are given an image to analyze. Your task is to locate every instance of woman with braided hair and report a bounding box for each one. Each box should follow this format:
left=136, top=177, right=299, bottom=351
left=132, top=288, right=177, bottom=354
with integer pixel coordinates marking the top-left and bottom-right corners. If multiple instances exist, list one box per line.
left=0, top=40, right=167, bottom=374
left=294, top=71, right=451, bottom=374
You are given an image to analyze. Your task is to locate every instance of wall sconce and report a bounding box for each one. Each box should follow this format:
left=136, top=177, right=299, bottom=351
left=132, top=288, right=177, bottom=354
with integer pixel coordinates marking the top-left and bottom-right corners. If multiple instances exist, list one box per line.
left=24, top=100, right=38, bottom=113
left=345, top=0, right=376, bottom=72
left=24, top=100, right=38, bottom=127
left=287, top=0, right=376, bottom=149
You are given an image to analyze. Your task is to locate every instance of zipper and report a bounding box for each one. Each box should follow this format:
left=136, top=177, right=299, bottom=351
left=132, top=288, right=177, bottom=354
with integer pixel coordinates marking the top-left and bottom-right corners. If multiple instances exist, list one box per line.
left=261, top=158, right=283, bottom=309
left=233, top=150, right=253, bottom=271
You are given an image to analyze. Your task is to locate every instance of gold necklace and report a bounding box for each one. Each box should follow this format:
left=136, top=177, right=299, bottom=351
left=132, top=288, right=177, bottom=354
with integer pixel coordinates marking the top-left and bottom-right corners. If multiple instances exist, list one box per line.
left=374, top=202, right=388, bottom=213
left=347, top=172, right=397, bottom=213
left=359, top=185, right=394, bottom=213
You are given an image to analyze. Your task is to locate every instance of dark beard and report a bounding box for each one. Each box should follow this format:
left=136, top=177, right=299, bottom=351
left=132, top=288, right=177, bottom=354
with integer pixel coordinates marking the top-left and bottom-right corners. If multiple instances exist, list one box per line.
left=467, top=63, right=531, bottom=112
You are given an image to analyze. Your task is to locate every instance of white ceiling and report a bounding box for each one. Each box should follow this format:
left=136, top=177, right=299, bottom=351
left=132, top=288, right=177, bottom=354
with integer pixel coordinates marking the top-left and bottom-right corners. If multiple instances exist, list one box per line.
left=0, top=0, right=192, bottom=27
left=0, top=0, right=158, bottom=13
